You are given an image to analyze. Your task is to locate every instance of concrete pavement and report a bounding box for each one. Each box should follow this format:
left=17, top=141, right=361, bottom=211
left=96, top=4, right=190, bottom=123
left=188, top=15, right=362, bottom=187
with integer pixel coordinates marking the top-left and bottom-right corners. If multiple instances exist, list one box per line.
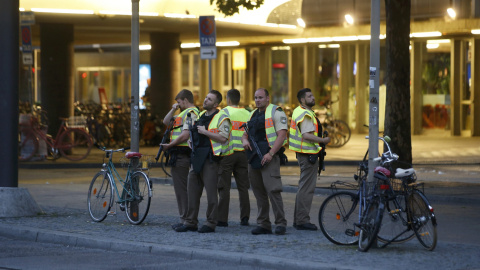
left=4, top=133, right=480, bottom=269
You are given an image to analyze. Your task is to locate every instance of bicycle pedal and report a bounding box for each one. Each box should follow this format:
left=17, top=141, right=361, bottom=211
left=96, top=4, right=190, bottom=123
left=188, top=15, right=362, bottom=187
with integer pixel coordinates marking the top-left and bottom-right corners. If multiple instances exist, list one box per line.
left=390, top=209, right=401, bottom=214
left=345, top=229, right=357, bottom=237
left=108, top=211, right=116, bottom=215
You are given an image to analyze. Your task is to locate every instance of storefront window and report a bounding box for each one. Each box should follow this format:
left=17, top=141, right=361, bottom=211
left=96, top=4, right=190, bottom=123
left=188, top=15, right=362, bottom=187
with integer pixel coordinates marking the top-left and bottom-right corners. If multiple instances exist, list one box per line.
left=271, top=48, right=289, bottom=104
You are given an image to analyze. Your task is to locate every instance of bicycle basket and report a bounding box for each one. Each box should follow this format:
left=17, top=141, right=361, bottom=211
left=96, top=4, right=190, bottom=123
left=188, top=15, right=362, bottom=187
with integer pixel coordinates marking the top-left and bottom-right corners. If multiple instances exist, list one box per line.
left=67, top=116, right=87, bottom=128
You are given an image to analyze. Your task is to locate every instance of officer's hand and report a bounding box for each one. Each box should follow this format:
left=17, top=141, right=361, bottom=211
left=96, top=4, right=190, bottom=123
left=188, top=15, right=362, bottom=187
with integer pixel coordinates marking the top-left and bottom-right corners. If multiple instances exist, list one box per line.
left=261, top=153, right=272, bottom=166
left=160, top=143, right=171, bottom=150
left=242, top=140, right=252, bottom=151
left=323, top=137, right=331, bottom=145
left=197, top=125, right=207, bottom=135
left=172, top=103, right=180, bottom=110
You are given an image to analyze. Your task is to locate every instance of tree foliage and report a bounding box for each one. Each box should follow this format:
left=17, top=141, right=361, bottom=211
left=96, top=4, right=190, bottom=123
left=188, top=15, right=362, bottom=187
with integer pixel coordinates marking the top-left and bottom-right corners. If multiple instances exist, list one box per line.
left=210, top=0, right=265, bottom=16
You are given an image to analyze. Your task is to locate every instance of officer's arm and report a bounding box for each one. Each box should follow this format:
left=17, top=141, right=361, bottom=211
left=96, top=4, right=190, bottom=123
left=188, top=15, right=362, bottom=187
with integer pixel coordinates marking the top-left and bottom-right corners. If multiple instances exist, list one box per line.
left=303, top=132, right=330, bottom=145
left=268, top=129, right=287, bottom=156
left=242, top=131, right=252, bottom=150
left=163, top=104, right=179, bottom=125
left=201, top=130, right=228, bottom=144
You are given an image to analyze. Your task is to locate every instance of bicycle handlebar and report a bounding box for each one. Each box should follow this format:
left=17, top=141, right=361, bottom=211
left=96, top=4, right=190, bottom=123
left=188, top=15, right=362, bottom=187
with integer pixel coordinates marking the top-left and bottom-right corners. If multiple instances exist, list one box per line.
left=94, top=143, right=130, bottom=153
left=364, top=135, right=398, bottom=166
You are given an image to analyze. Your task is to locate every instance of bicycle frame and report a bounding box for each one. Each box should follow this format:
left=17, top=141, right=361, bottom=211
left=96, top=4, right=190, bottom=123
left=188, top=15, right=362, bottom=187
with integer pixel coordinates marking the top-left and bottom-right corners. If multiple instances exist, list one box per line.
left=100, top=150, right=137, bottom=205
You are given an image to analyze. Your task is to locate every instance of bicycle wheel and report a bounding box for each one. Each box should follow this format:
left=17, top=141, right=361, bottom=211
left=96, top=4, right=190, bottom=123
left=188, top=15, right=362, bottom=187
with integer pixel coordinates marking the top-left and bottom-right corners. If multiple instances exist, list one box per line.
left=319, top=191, right=360, bottom=245
left=123, top=171, right=152, bottom=225
left=160, top=151, right=172, bottom=177
left=45, top=135, right=61, bottom=160
left=358, top=198, right=384, bottom=252
left=58, top=128, right=93, bottom=161
left=378, top=194, right=415, bottom=244
left=19, top=132, right=38, bottom=161
left=87, top=171, right=113, bottom=222
left=409, top=190, right=437, bottom=251
left=328, top=120, right=351, bottom=148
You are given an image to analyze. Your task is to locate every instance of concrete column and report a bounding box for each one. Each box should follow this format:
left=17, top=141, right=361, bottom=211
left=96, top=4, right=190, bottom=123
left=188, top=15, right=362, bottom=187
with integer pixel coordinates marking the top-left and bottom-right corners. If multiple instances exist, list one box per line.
left=304, top=44, right=318, bottom=97
left=339, top=44, right=354, bottom=122
left=289, top=46, right=303, bottom=106
left=40, top=23, right=74, bottom=136
left=149, top=32, right=180, bottom=119
left=411, top=41, right=425, bottom=135
left=450, top=39, right=462, bottom=136
left=355, top=43, right=368, bottom=133
left=0, top=0, right=19, bottom=187
left=258, top=47, right=271, bottom=90
left=471, top=39, right=480, bottom=136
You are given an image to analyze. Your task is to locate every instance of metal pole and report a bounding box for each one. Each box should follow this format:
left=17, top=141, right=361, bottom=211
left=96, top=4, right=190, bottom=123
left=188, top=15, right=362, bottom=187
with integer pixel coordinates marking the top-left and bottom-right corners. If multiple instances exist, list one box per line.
left=0, top=0, right=19, bottom=187
left=130, top=0, right=140, bottom=152
left=208, top=59, right=212, bottom=91
left=368, top=0, right=380, bottom=183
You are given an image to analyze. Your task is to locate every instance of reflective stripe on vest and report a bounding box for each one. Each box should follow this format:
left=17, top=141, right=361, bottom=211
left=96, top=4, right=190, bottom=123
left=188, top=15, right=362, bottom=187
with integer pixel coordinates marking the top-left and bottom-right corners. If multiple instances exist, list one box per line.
left=249, top=104, right=287, bottom=147
left=199, top=110, right=229, bottom=156
left=288, top=106, right=321, bottom=154
left=171, top=107, right=200, bottom=147
left=221, top=106, right=250, bottom=155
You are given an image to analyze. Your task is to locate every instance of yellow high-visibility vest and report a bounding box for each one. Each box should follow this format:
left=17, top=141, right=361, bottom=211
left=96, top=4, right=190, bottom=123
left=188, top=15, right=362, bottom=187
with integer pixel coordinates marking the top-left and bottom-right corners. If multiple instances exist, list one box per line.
left=288, top=106, right=322, bottom=154
left=198, top=110, right=230, bottom=156
left=221, top=106, right=250, bottom=155
left=249, top=104, right=287, bottom=147
left=170, top=107, right=200, bottom=147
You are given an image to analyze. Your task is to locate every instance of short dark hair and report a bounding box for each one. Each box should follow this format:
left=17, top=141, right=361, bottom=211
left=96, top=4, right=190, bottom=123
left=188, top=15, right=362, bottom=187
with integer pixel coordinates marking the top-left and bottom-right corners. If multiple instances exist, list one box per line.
left=227, top=89, right=241, bottom=105
left=209, top=90, right=222, bottom=105
left=175, top=89, right=194, bottom=103
left=256, top=88, right=269, bottom=97
left=297, top=88, right=312, bottom=103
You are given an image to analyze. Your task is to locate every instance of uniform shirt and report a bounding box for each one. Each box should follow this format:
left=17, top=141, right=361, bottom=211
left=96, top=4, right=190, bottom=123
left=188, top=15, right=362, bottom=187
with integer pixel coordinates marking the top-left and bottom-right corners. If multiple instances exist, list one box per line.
left=218, top=118, right=231, bottom=139
left=180, top=113, right=198, bottom=131
left=273, top=110, right=289, bottom=131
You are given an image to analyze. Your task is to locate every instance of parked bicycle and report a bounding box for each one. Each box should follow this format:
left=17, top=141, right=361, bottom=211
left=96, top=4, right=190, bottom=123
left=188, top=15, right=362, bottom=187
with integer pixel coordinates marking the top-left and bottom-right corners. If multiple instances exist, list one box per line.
left=318, top=136, right=437, bottom=252
left=19, top=116, right=92, bottom=161
left=87, top=145, right=153, bottom=225
left=315, top=98, right=351, bottom=148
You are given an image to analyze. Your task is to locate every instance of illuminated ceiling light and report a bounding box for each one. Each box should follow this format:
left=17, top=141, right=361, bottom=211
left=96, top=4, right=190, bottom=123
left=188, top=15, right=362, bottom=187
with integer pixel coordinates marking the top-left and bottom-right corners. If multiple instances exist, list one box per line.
left=139, top=45, right=151, bottom=50
left=283, top=38, right=308, bottom=44
left=345, top=14, right=354, bottom=25
left=31, top=8, right=94, bottom=14
left=333, top=36, right=358, bottom=41
left=318, top=44, right=327, bottom=48
left=297, top=18, right=306, bottom=28
left=99, top=10, right=158, bottom=16
left=427, top=39, right=450, bottom=44
left=19, top=7, right=25, bottom=11
left=426, top=43, right=440, bottom=49
left=380, top=34, right=386, bottom=39
left=447, top=8, right=456, bottom=19
left=180, top=43, right=200, bottom=48
left=272, top=46, right=290, bottom=51
left=410, top=31, right=442, bottom=38
left=327, top=44, right=340, bottom=48
left=308, top=37, right=333, bottom=42
left=358, top=35, right=371, bottom=40
left=472, top=29, right=480, bottom=34
left=164, top=13, right=196, bottom=18
left=217, top=41, right=240, bottom=47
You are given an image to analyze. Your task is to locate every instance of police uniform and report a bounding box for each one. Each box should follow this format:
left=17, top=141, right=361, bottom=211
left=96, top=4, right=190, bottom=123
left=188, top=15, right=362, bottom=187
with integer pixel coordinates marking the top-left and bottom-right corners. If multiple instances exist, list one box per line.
left=289, top=106, right=322, bottom=227
left=218, top=106, right=251, bottom=225
left=247, top=104, right=288, bottom=231
left=170, top=107, right=199, bottom=225
left=183, top=110, right=231, bottom=230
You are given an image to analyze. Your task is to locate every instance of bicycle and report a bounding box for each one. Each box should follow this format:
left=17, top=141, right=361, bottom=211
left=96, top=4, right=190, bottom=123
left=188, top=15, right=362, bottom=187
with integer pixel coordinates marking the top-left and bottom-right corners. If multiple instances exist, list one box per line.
left=314, top=98, right=351, bottom=148
left=19, top=116, right=93, bottom=161
left=87, top=145, right=153, bottom=225
left=318, top=137, right=407, bottom=246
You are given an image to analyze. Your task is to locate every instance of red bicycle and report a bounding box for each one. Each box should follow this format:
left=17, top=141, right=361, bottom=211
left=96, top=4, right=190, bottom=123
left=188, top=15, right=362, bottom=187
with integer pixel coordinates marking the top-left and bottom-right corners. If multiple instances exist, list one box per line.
left=19, top=116, right=93, bottom=161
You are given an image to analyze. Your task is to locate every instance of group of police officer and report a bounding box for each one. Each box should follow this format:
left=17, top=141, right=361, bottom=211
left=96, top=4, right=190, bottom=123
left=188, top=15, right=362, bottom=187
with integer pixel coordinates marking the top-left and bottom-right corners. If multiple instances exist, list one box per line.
left=160, top=87, right=330, bottom=235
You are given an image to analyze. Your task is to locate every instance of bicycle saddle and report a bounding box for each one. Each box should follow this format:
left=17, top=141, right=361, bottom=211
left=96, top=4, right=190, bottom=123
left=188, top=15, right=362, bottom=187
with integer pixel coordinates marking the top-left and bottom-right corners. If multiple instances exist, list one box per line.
left=125, top=152, right=142, bottom=159
left=395, top=168, right=415, bottom=178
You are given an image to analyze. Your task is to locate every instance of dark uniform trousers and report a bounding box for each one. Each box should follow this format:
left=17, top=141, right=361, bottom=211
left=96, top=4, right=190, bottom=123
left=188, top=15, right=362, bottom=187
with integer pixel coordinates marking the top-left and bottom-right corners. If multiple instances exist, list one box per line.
left=248, top=155, right=287, bottom=229
left=184, top=160, right=220, bottom=229
left=171, top=152, right=190, bottom=223
left=294, top=153, right=318, bottom=225
left=218, top=151, right=250, bottom=223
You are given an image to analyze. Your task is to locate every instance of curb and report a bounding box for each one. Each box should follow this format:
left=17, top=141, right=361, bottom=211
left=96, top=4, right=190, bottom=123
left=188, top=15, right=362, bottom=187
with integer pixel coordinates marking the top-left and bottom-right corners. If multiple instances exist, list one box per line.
left=0, top=224, right=356, bottom=270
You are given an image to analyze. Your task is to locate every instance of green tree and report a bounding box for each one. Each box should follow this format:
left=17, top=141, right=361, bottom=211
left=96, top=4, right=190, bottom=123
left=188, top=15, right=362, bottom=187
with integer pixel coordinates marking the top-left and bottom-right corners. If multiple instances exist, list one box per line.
left=211, top=0, right=265, bottom=16
left=384, top=0, right=412, bottom=164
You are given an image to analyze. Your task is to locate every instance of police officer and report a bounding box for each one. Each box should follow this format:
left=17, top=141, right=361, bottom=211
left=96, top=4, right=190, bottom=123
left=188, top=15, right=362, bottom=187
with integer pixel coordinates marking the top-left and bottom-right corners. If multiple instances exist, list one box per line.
left=241, top=88, right=288, bottom=235
left=289, top=88, right=330, bottom=230
left=161, top=89, right=200, bottom=230
left=175, top=90, right=231, bottom=233
left=217, top=89, right=251, bottom=227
